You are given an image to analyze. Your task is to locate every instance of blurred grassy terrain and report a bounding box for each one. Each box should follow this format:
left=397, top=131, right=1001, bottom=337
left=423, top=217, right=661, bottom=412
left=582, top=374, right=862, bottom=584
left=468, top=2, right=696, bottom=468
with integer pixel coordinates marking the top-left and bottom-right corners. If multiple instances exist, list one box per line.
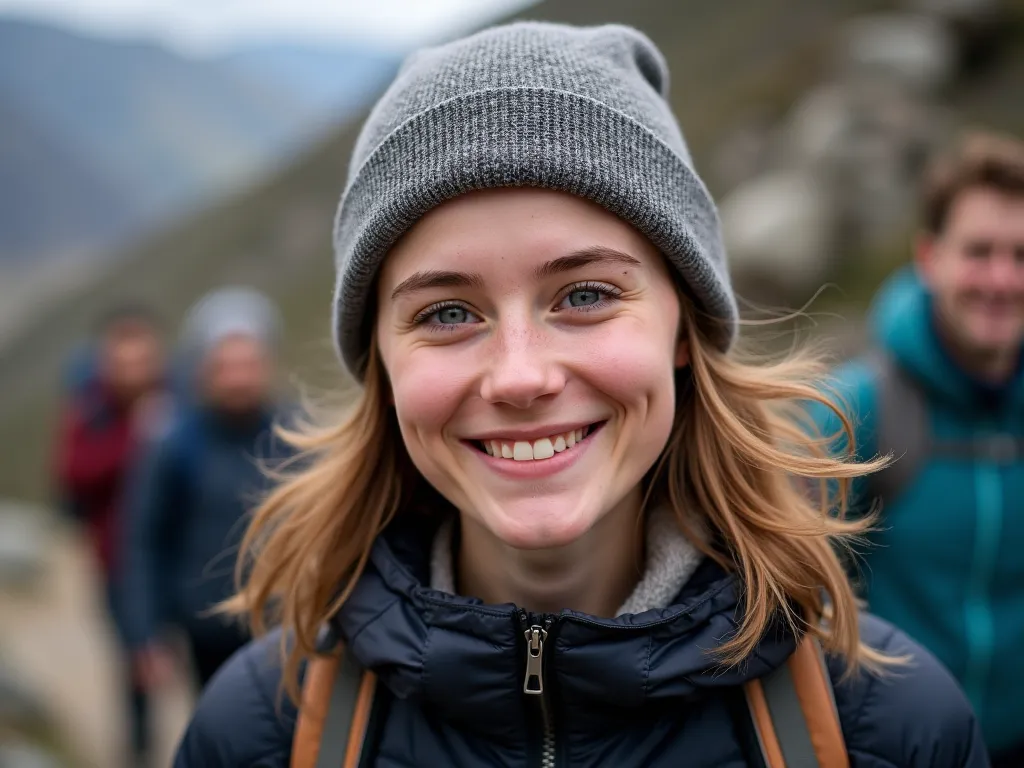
left=1, top=0, right=1022, bottom=503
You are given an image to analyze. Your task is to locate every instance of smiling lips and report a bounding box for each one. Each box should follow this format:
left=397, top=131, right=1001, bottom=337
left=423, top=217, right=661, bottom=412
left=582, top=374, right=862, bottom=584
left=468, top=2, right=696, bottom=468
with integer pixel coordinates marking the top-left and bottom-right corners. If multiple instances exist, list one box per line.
left=479, top=425, right=593, bottom=461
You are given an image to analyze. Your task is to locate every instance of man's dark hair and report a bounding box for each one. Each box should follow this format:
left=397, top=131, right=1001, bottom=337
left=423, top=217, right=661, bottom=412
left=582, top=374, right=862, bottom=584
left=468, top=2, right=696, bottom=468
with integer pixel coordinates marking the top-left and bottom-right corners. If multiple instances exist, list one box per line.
left=93, top=301, right=162, bottom=336
left=921, top=129, right=1024, bottom=235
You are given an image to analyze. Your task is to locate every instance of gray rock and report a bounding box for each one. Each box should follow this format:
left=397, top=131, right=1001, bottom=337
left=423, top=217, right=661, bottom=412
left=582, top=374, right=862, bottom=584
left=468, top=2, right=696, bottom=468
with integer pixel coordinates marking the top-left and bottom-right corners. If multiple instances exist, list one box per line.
left=775, top=84, right=853, bottom=170
left=720, top=169, right=841, bottom=298
left=0, top=743, right=65, bottom=768
left=0, top=502, right=50, bottom=588
left=778, top=80, right=936, bottom=167
left=839, top=13, right=958, bottom=94
left=777, top=78, right=949, bottom=249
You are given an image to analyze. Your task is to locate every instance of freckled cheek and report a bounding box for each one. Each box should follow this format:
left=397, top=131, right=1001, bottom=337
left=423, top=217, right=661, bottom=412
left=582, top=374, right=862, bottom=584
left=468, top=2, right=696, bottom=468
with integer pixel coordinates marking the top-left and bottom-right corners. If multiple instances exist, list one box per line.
left=566, top=326, right=677, bottom=404
left=388, top=354, right=478, bottom=437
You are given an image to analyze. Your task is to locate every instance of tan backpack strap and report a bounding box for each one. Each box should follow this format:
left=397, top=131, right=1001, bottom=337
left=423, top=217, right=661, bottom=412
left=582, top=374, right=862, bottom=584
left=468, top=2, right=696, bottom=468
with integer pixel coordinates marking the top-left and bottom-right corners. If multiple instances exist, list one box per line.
left=291, top=648, right=378, bottom=768
left=744, top=635, right=849, bottom=768
left=342, top=669, right=378, bottom=767
left=292, top=654, right=340, bottom=768
left=745, top=676, right=786, bottom=768
left=787, top=635, right=848, bottom=767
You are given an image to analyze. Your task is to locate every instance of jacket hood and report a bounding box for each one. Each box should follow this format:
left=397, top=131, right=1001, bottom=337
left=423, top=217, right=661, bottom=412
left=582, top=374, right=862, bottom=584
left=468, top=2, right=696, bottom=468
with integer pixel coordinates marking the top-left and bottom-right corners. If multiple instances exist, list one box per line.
left=334, top=512, right=795, bottom=742
left=868, top=265, right=1024, bottom=411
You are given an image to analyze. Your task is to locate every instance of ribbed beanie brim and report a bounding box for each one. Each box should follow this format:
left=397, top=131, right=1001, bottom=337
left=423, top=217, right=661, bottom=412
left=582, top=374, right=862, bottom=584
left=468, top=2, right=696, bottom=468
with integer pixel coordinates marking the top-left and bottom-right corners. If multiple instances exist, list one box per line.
left=333, top=22, right=736, bottom=378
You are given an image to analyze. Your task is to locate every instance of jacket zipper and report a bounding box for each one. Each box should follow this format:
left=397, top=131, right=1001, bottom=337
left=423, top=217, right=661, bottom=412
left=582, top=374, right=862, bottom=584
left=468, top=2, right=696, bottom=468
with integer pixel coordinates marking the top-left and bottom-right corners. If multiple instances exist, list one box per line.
left=516, top=606, right=701, bottom=767
left=521, top=611, right=556, bottom=768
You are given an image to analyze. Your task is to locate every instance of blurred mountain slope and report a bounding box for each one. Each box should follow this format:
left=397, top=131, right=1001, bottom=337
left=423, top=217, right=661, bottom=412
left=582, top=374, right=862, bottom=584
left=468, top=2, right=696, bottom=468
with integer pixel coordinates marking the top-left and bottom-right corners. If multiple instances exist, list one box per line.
left=219, top=42, right=399, bottom=119
left=1, top=0, right=1022, bottom=502
left=0, top=17, right=398, bottom=261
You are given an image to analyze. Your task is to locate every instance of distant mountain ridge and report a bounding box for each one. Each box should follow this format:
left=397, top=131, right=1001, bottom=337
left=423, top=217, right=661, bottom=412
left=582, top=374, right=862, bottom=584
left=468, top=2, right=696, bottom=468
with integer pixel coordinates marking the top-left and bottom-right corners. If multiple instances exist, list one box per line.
left=0, top=17, right=399, bottom=263
left=220, top=42, right=399, bottom=119
left=0, top=99, right=142, bottom=262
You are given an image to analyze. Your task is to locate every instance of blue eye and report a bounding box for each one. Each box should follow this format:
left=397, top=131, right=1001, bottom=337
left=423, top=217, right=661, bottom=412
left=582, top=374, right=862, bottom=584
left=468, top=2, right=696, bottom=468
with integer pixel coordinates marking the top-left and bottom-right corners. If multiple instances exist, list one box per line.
left=414, top=302, right=481, bottom=329
left=556, top=282, right=619, bottom=312
left=567, top=288, right=602, bottom=307
left=437, top=306, right=469, bottom=324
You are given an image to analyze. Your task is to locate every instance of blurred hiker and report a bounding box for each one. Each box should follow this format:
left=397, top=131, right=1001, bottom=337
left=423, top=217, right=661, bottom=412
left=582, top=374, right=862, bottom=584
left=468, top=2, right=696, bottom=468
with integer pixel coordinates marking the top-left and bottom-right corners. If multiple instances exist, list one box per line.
left=53, top=302, right=167, bottom=767
left=825, top=130, right=1024, bottom=766
left=122, top=287, right=290, bottom=693
left=175, top=24, right=984, bottom=768
left=62, top=340, right=99, bottom=396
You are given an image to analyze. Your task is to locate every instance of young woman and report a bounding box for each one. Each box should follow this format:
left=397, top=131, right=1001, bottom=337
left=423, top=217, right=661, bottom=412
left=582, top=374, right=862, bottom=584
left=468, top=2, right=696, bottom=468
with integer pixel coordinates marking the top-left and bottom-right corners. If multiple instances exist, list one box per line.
left=175, top=22, right=986, bottom=767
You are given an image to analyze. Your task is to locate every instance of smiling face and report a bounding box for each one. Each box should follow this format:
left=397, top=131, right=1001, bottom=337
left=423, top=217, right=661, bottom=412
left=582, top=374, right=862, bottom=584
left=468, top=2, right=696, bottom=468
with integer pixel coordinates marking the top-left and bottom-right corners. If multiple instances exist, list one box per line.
left=201, top=333, right=274, bottom=416
left=917, top=186, right=1024, bottom=361
left=100, top=319, right=164, bottom=402
left=375, top=188, right=687, bottom=550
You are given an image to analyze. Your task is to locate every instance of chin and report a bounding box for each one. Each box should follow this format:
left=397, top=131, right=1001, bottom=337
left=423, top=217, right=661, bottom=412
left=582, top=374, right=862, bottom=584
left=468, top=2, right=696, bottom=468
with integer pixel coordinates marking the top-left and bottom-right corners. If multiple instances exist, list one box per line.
left=474, top=494, right=603, bottom=550
left=966, top=322, right=1024, bottom=354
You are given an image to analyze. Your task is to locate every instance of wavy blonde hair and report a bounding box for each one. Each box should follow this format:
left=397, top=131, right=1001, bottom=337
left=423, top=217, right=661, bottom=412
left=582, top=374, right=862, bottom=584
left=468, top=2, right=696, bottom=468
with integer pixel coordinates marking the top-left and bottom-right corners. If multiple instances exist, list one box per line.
left=225, top=298, right=892, bottom=701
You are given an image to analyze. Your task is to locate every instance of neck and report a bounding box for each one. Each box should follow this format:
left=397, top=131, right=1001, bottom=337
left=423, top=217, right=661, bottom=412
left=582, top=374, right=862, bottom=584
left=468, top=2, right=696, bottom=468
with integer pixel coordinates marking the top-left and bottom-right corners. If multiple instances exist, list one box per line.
left=209, top=402, right=265, bottom=425
left=934, top=307, right=1019, bottom=385
left=456, top=488, right=645, bottom=618
left=103, top=382, right=144, bottom=412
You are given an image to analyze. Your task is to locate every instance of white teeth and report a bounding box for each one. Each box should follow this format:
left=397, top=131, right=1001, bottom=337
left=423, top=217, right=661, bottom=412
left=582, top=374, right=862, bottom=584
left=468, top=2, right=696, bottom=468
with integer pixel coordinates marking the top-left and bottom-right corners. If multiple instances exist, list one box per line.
left=513, top=441, right=533, bottom=461
left=483, top=426, right=596, bottom=462
left=533, top=438, right=555, bottom=460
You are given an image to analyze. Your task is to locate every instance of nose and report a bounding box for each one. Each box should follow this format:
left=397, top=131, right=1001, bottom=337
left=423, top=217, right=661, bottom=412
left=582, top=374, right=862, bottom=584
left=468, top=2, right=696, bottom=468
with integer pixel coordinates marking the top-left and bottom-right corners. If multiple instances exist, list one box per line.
left=479, top=324, right=566, bottom=408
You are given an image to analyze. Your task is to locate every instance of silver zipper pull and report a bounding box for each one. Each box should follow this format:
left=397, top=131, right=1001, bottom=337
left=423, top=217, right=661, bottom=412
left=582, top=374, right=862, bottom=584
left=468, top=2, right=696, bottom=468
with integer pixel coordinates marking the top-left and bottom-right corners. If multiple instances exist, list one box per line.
left=523, top=626, right=546, bottom=695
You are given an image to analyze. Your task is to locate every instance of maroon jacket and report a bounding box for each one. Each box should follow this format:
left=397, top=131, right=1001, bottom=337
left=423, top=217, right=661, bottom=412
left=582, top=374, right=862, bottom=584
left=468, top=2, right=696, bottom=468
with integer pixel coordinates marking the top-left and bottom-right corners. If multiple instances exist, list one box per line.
left=54, top=385, right=137, bottom=578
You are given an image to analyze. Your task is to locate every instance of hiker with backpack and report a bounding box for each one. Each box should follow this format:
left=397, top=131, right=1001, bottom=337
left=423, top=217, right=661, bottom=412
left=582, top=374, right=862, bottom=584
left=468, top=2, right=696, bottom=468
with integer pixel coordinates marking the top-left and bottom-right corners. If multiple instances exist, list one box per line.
left=53, top=303, right=168, bottom=767
left=175, top=23, right=986, bottom=768
left=120, top=287, right=291, bottom=693
left=822, top=132, right=1024, bottom=767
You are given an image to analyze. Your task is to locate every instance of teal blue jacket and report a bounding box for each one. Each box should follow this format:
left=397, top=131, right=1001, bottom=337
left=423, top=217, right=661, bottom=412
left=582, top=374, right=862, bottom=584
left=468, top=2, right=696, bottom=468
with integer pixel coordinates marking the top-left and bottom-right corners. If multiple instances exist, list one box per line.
left=827, top=266, right=1024, bottom=752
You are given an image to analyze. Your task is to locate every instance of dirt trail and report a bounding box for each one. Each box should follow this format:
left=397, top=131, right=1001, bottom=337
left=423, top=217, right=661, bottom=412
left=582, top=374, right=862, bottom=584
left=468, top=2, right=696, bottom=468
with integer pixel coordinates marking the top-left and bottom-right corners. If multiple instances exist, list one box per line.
left=0, top=523, right=193, bottom=768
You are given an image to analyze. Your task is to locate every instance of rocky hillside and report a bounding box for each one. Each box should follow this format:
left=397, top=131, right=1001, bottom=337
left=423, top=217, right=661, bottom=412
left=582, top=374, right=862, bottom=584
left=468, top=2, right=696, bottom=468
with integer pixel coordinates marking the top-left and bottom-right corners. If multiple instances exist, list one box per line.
left=0, top=0, right=1021, bottom=503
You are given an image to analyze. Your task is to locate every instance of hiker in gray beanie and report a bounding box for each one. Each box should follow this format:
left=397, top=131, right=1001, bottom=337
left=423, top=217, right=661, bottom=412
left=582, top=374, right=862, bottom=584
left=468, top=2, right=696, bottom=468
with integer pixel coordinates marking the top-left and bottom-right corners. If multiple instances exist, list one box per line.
left=179, top=286, right=282, bottom=363
left=120, top=286, right=290, bottom=699
left=175, top=22, right=984, bottom=768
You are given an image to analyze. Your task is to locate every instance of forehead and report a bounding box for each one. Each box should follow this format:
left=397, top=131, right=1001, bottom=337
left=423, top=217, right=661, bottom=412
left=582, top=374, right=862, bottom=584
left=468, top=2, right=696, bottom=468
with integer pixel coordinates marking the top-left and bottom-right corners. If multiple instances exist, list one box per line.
left=208, top=334, right=267, bottom=362
left=103, top=319, right=157, bottom=345
left=946, top=187, right=1024, bottom=237
left=379, top=188, right=664, bottom=284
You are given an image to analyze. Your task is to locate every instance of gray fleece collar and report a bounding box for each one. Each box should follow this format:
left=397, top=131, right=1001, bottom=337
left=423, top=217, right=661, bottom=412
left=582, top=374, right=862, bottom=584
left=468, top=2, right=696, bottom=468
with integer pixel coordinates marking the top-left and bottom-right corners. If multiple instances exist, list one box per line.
left=429, top=506, right=704, bottom=616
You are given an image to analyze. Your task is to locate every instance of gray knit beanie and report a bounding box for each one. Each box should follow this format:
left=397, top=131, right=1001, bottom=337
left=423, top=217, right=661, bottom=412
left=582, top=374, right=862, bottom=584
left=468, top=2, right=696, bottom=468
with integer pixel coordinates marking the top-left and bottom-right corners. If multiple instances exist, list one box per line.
left=180, top=286, right=282, bottom=360
left=333, top=21, right=736, bottom=378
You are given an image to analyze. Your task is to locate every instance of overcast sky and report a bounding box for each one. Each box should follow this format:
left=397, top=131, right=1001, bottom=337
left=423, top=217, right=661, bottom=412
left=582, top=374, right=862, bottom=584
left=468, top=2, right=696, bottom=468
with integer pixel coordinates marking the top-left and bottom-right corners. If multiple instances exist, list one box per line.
left=0, top=0, right=539, bottom=54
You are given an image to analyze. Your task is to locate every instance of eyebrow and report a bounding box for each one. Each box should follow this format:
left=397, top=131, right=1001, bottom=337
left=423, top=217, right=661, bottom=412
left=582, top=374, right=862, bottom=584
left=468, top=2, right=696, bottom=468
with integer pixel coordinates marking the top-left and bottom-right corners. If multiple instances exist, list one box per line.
left=389, top=246, right=642, bottom=300
left=533, top=246, right=642, bottom=279
left=391, top=269, right=485, bottom=300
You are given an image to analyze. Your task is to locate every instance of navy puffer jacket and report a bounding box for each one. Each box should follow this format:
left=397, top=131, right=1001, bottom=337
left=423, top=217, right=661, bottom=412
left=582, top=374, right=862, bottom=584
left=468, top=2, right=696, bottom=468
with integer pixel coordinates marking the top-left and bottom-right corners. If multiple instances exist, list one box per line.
left=175, top=515, right=988, bottom=767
